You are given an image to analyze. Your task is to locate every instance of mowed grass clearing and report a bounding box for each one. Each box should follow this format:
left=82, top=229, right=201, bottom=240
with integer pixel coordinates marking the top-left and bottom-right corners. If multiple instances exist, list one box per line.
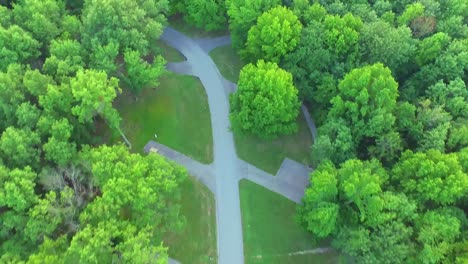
left=240, top=179, right=343, bottom=264
left=234, top=112, right=313, bottom=174
left=157, top=39, right=186, bottom=62
left=164, top=175, right=217, bottom=264
left=209, top=44, right=244, bottom=83
left=112, top=72, right=213, bottom=163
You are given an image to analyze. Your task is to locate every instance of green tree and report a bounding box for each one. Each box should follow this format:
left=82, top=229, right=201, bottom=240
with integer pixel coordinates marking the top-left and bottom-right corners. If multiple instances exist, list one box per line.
left=230, top=60, right=300, bottom=138
left=392, top=149, right=468, bottom=205
left=12, top=0, right=64, bottom=45
left=226, top=0, right=281, bottom=49
left=69, top=69, right=120, bottom=128
left=26, top=236, right=68, bottom=264
left=359, top=20, right=416, bottom=74
left=0, top=64, right=27, bottom=129
left=338, top=159, right=387, bottom=227
left=398, top=2, right=425, bottom=26
left=426, top=78, right=467, bottom=120
left=299, top=161, right=339, bottom=238
left=310, top=118, right=356, bottom=167
left=42, top=118, right=77, bottom=166
left=79, top=145, right=186, bottom=233
left=416, top=210, right=462, bottom=264
left=415, top=32, right=451, bottom=67
left=42, top=39, right=84, bottom=82
left=329, top=63, right=399, bottom=152
left=181, top=0, right=227, bottom=31
left=0, top=127, right=41, bottom=169
left=0, top=166, right=38, bottom=258
left=65, top=220, right=168, bottom=264
left=283, top=13, right=362, bottom=120
left=87, top=41, right=119, bottom=75
left=0, top=5, right=11, bottom=27
left=23, top=69, right=53, bottom=97
left=15, top=102, right=41, bottom=130
left=81, top=0, right=168, bottom=56
left=415, top=100, right=452, bottom=152
left=122, top=50, right=166, bottom=96
left=242, top=6, right=302, bottom=63
left=0, top=25, right=40, bottom=71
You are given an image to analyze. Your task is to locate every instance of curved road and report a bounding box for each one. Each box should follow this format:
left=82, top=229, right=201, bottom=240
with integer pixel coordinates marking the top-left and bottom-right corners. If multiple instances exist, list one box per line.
left=161, top=28, right=244, bottom=264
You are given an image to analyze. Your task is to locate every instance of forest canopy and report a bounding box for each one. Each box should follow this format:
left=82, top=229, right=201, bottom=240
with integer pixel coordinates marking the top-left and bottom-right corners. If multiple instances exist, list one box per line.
left=0, top=0, right=467, bottom=263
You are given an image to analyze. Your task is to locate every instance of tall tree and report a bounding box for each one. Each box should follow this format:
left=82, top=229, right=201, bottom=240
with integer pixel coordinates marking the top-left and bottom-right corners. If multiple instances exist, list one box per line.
left=242, top=6, right=302, bottom=63
left=122, top=50, right=166, bottom=96
left=359, top=20, right=416, bottom=74
left=329, top=63, right=399, bottom=158
left=81, top=0, right=168, bottom=57
left=230, top=60, right=300, bottom=138
left=12, top=0, right=64, bottom=46
left=392, top=149, right=468, bottom=205
left=69, top=69, right=121, bottom=129
left=42, top=39, right=84, bottom=82
left=0, top=25, right=40, bottom=71
left=310, top=118, right=356, bottom=167
left=283, top=12, right=362, bottom=121
left=178, top=0, right=228, bottom=31
left=226, top=0, right=281, bottom=49
left=0, top=127, right=41, bottom=169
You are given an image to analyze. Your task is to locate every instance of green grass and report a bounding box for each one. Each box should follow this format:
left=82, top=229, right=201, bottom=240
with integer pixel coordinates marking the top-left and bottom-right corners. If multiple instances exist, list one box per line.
left=240, top=179, right=343, bottom=264
left=169, top=14, right=229, bottom=38
left=164, top=176, right=217, bottom=264
left=234, top=113, right=313, bottom=174
left=209, top=45, right=244, bottom=83
left=111, top=72, right=213, bottom=163
left=157, top=40, right=186, bottom=62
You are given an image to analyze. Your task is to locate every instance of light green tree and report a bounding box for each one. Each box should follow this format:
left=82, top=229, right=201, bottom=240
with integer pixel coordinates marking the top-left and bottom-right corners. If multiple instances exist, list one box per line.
left=81, top=0, right=168, bottom=56
left=0, top=25, right=40, bottom=71
left=122, top=50, right=166, bottom=96
left=12, top=0, right=64, bottom=45
left=0, top=127, right=41, bottom=169
left=392, top=149, right=468, bottom=205
left=329, top=63, right=399, bottom=143
left=230, top=60, right=300, bottom=138
left=242, top=6, right=302, bottom=63
left=43, top=39, right=84, bottom=82
left=226, top=0, right=281, bottom=49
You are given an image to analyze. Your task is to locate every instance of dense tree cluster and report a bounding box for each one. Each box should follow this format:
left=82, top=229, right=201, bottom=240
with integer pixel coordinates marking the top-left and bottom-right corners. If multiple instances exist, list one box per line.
left=280, top=1, right=467, bottom=263
left=0, top=0, right=186, bottom=262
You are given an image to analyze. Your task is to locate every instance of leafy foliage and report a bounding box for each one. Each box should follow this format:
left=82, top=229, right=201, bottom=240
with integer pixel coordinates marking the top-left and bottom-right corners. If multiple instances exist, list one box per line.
left=242, top=6, right=302, bottom=63
left=230, top=60, right=300, bottom=138
left=122, top=50, right=166, bottom=95
left=226, top=0, right=281, bottom=49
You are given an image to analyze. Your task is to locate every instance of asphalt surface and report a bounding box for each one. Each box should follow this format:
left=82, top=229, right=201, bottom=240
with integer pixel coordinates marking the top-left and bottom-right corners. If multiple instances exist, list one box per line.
left=161, top=27, right=245, bottom=264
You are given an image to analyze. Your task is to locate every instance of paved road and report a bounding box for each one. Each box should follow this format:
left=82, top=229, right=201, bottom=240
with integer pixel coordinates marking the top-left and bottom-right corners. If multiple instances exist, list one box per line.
left=161, top=27, right=244, bottom=264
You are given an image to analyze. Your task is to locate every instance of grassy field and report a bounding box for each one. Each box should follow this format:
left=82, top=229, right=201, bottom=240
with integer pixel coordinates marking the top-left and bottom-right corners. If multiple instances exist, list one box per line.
left=110, top=72, right=213, bottom=163
left=169, top=15, right=229, bottom=38
left=239, top=180, right=343, bottom=264
left=157, top=40, right=185, bottom=62
left=209, top=45, right=244, bottom=83
left=164, top=175, right=217, bottom=264
left=234, top=113, right=313, bottom=174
